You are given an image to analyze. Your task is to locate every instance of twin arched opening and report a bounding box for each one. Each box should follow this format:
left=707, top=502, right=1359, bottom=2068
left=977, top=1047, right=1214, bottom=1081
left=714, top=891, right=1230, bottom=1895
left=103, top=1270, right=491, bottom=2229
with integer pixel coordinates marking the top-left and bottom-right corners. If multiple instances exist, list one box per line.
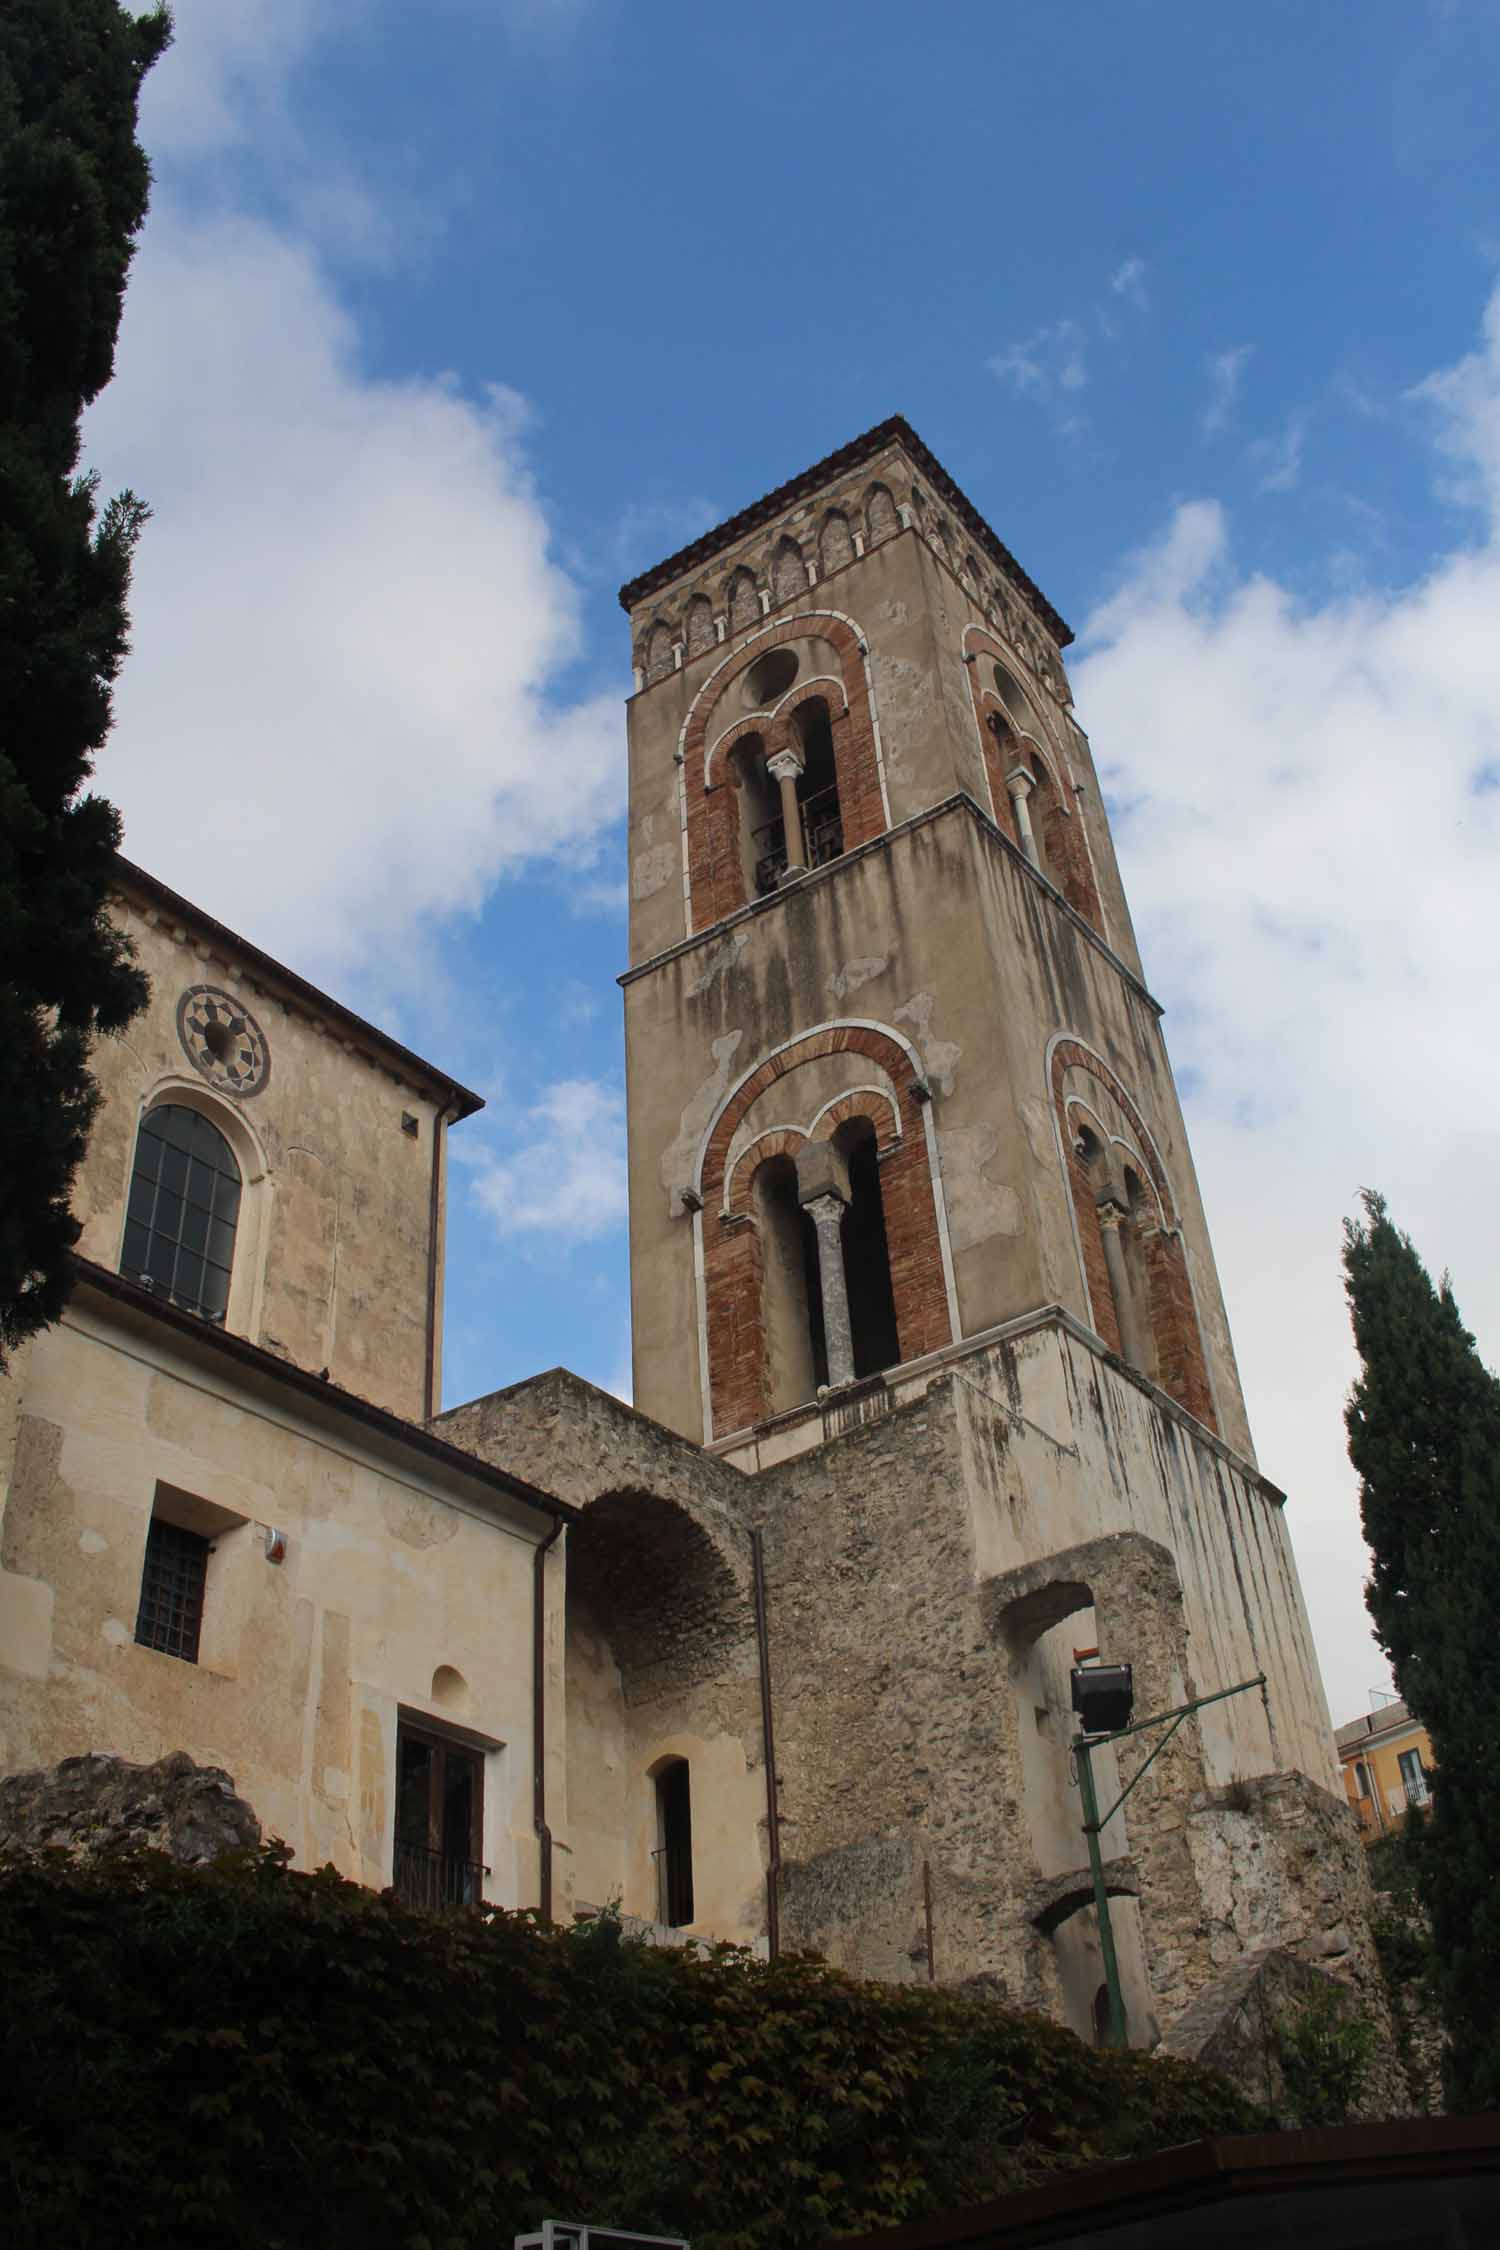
left=1051, top=1040, right=1216, bottom=1432
left=700, top=1026, right=953, bottom=1440
left=684, top=615, right=886, bottom=932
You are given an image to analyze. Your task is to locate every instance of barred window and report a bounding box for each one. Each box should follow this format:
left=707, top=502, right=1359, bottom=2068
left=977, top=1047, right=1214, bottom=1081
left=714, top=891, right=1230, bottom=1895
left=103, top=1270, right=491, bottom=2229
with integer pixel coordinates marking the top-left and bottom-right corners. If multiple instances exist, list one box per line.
left=134, top=1517, right=210, bottom=1663
left=121, top=1105, right=241, bottom=1323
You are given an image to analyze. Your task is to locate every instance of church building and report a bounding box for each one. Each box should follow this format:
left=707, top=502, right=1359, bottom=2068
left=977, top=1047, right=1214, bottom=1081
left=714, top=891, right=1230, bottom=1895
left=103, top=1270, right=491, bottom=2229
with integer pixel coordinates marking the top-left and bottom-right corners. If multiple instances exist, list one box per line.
left=0, top=418, right=1379, bottom=2051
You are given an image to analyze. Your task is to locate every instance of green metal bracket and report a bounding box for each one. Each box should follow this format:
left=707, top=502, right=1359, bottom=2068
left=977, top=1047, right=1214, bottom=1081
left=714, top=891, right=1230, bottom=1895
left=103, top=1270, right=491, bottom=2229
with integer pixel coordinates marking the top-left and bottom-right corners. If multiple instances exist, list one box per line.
left=1071, top=1672, right=1268, bottom=2052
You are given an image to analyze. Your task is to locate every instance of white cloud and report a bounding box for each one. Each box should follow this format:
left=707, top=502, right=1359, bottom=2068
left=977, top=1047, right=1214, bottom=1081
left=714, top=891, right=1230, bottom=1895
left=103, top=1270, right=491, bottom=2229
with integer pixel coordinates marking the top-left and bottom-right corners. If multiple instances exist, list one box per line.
left=1071, top=284, right=1500, bottom=1723
left=1202, top=344, right=1252, bottom=436
left=139, top=0, right=339, bottom=159
left=990, top=318, right=1089, bottom=401
left=1248, top=410, right=1307, bottom=492
left=1109, top=256, right=1149, bottom=311
left=86, top=199, right=625, bottom=991
left=467, top=1078, right=627, bottom=1241
left=1412, top=280, right=1500, bottom=531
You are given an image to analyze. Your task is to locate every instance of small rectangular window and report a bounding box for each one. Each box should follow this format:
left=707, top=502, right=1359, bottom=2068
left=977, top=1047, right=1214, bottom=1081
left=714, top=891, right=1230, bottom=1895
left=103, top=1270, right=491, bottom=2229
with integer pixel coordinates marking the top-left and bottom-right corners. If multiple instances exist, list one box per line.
left=135, top=1517, right=211, bottom=1663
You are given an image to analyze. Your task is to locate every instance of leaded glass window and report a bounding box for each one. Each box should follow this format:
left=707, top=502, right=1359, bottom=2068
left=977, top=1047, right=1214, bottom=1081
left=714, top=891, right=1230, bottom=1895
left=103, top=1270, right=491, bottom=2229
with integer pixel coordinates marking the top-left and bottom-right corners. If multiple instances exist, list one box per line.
left=121, top=1105, right=241, bottom=1323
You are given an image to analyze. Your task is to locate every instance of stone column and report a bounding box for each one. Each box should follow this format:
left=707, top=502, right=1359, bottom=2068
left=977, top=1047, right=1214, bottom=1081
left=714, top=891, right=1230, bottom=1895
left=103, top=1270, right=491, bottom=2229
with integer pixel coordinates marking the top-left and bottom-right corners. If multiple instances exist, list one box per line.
left=1006, top=765, right=1040, bottom=868
left=766, top=748, right=806, bottom=874
left=804, top=1191, right=855, bottom=1389
left=1096, top=1184, right=1147, bottom=1372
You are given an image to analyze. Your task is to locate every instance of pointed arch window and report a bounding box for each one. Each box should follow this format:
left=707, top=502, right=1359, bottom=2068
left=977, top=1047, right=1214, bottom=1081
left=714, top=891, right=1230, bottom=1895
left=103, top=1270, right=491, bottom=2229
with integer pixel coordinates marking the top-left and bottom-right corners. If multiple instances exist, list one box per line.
left=121, top=1104, right=241, bottom=1324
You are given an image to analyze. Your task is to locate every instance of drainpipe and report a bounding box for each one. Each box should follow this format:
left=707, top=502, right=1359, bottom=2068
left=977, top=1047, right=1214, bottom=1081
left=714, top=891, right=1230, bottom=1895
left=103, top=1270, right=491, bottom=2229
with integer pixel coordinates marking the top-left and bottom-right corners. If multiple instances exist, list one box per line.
left=532, top=1516, right=564, bottom=1920
left=751, top=1528, right=782, bottom=1959
left=423, top=1098, right=456, bottom=1421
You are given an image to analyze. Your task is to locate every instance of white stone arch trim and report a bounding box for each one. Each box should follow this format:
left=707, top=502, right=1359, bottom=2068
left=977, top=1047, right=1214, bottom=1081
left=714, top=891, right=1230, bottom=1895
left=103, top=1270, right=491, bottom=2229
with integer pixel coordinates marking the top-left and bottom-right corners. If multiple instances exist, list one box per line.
left=722, top=1123, right=809, bottom=1215
left=806, top=1083, right=902, bottom=1148
left=1046, top=1034, right=1215, bottom=1404
left=1062, top=1093, right=1167, bottom=1230
left=121, top=1071, right=274, bottom=1343
left=965, top=621, right=1108, bottom=931
left=690, top=1018, right=961, bottom=1438
left=675, top=609, right=892, bottom=936
left=703, top=673, right=851, bottom=785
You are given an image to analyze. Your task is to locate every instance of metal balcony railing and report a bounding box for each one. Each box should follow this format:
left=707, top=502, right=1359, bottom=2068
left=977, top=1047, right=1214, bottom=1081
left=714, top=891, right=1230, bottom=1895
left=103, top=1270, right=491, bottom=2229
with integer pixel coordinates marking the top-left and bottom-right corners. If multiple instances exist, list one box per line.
left=393, top=1840, right=488, bottom=1910
left=752, top=787, right=845, bottom=897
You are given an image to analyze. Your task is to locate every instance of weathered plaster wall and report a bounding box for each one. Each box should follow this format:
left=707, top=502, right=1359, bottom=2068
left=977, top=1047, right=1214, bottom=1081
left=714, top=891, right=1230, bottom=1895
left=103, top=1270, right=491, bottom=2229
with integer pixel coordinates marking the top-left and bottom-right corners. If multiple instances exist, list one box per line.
left=0, top=1300, right=550, bottom=1905
left=623, top=800, right=1253, bottom=1456
left=81, top=891, right=456, bottom=1421
left=435, top=1371, right=768, bottom=1946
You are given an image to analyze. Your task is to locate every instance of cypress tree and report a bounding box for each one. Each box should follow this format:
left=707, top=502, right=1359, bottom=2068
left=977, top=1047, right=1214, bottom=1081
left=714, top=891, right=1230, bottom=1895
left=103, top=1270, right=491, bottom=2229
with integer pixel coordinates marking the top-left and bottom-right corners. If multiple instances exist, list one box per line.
left=0, top=1, right=170, bottom=1363
left=1343, top=1190, right=1500, bottom=2111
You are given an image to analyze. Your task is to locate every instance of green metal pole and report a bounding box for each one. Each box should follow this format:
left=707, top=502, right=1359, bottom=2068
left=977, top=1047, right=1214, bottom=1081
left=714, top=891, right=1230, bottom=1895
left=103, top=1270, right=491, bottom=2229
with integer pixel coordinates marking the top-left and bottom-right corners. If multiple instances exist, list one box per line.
left=1075, top=1736, right=1127, bottom=2050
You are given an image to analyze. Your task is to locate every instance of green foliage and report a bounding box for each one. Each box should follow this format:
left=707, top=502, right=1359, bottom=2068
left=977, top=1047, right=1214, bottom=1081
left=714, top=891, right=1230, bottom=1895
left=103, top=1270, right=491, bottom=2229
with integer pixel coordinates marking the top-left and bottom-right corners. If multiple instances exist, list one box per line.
left=1271, top=1982, right=1376, bottom=2127
left=0, top=0, right=169, bottom=1361
left=1343, top=1193, right=1500, bottom=2111
left=0, top=1848, right=1263, bottom=2250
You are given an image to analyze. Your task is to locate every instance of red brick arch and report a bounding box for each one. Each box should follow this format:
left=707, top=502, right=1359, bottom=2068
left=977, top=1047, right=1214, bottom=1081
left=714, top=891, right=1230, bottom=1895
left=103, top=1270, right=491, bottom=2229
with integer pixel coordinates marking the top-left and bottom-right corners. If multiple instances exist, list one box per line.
left=964, top=630, right=1102, bottom=930
left=699, top=1025, right=953, bottom=1439
left=1049, top=1039, right=1215, bottom=1432
left=725, top=1127, right=808, bottom=1218
left=683, top=612, right=885, bottom=933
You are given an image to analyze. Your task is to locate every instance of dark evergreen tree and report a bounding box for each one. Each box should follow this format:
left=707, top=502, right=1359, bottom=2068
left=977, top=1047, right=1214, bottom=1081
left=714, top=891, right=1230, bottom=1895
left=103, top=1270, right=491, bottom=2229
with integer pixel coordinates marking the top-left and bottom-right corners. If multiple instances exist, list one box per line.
left=1343, top=1191, right=1500, bottom=2111
left=0, top=1, right=169, bottom=1362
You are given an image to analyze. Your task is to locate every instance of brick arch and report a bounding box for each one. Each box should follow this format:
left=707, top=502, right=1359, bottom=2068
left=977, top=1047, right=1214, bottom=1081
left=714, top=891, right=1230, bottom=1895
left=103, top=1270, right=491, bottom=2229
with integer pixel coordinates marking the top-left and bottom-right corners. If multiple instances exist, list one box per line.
left=808, top=1085, right=902, bottom=1149
left=697, top=1023, right=955, bottom=1439
left=964, top=627, right=1102, bottom=929
left=1049, top=1038, right=1215, bottom=1432
left=725, top=1126, right=808, bottom=1217
left=681, top=612, right=887, bottom=933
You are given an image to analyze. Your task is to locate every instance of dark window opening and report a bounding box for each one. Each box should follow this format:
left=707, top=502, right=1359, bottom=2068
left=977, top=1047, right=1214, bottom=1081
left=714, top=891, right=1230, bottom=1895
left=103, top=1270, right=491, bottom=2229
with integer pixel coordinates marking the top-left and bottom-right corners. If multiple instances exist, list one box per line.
left=838, top=1121, right=900, bottom=1378
left=394, top=1724, right=487, bottom=1909
left=134, top=1516, right=210, bottom=1663
left=793, top=700, right=843, bottom=868
left=1091, top=1982, right=1115, bottom=2047
left=121, top=1104, right=241, bottom=1324
left=799, top=1203, right=829, bottom=1390
left=655, top=1759, right=694, bottom=1928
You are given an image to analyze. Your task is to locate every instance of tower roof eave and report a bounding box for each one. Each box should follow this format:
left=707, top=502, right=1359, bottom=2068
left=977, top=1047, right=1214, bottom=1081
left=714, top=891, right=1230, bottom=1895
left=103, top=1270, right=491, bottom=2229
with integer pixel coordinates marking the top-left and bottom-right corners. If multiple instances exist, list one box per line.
left=616, top=414, right=1074, bottom=648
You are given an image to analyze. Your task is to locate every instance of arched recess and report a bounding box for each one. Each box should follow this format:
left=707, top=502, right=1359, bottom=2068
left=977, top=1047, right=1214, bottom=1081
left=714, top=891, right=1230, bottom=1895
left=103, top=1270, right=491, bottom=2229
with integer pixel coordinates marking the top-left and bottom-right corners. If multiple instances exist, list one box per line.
left=865, top=483, right=899, bottom=546
left=682, top=611, right=888, bottom=932
left=771, top=538, right=807, bottom=607
left=1048, top=1037, right=1216, bottom=1431
left=696, top=1024, right=956, bottom=1439
left=984, top=1541, right=1162, bottom=2049
left=644, top=620, right=676, bottom=685
left=120, top=1074, right=272, bottom=1341
left=818, top=510, right=854, bottom=576
left=727, top=569, right=761, bottom=633
left=685, top=595, right=716, bottom=660
left=562, top=1487, right=760, bottom=1931
left=962, top=626, right=1103, bottom=931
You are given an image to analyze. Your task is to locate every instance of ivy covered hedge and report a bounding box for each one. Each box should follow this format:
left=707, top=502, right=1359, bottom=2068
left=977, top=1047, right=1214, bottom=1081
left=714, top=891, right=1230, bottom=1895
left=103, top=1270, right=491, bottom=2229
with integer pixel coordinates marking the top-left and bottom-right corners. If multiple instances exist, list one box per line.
left=0, top=1847, right=1262, bottom=2248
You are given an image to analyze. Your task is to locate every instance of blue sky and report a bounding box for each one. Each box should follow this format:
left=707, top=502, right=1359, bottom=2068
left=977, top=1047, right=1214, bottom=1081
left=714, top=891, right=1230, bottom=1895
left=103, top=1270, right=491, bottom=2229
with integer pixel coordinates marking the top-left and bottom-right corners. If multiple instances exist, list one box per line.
left=86, top=0, right=1500, bottom=1721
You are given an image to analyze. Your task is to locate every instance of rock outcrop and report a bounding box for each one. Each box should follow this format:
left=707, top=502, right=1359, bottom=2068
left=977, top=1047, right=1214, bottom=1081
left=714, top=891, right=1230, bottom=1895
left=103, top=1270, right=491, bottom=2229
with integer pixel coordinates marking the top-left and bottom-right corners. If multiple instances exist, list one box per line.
left=0, top=1750, right=261, bottom=1866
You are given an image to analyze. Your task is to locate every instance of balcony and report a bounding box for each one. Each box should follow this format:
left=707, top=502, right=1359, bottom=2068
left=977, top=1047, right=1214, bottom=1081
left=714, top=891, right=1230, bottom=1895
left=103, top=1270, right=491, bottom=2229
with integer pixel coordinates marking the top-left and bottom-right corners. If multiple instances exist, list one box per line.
left=752, top=786, right=845, bottom=897
left=392, top=1840, right=488, bottom=1910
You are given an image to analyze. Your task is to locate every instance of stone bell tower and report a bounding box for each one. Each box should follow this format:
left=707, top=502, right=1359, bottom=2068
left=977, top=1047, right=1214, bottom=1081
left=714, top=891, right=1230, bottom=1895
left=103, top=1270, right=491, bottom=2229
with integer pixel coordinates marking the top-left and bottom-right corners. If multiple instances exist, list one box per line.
left=611, top=420, right=1363, bottom=2047
left=618, top=417, right=1247, bottom=1463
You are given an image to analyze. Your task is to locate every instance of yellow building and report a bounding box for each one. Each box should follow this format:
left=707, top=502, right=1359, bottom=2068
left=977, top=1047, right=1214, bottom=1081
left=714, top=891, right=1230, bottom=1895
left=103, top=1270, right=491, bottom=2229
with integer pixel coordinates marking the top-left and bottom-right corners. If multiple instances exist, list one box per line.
left=1336, top=1700, right=1435, bottom=1839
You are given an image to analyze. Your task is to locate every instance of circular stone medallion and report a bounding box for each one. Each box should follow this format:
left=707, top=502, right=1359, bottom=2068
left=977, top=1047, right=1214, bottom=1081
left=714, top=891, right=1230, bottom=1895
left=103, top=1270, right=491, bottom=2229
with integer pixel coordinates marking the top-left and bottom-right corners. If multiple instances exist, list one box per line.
left=176, top=985, right=271, bottom=1097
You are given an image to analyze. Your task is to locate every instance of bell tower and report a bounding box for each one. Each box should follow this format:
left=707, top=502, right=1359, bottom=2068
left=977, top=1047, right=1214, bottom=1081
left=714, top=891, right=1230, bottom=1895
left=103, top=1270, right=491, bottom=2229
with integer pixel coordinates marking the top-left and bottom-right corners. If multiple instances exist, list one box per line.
left=619, top=418, right=1250, bottom=1466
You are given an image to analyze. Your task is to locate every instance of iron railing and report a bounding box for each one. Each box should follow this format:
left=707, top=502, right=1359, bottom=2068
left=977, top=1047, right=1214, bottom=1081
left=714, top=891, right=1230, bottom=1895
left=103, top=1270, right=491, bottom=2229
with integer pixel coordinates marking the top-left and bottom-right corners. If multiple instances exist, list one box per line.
left=393, top=1841, right=488, bottom=1910
left=752, top=787, right=844, bottom=896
